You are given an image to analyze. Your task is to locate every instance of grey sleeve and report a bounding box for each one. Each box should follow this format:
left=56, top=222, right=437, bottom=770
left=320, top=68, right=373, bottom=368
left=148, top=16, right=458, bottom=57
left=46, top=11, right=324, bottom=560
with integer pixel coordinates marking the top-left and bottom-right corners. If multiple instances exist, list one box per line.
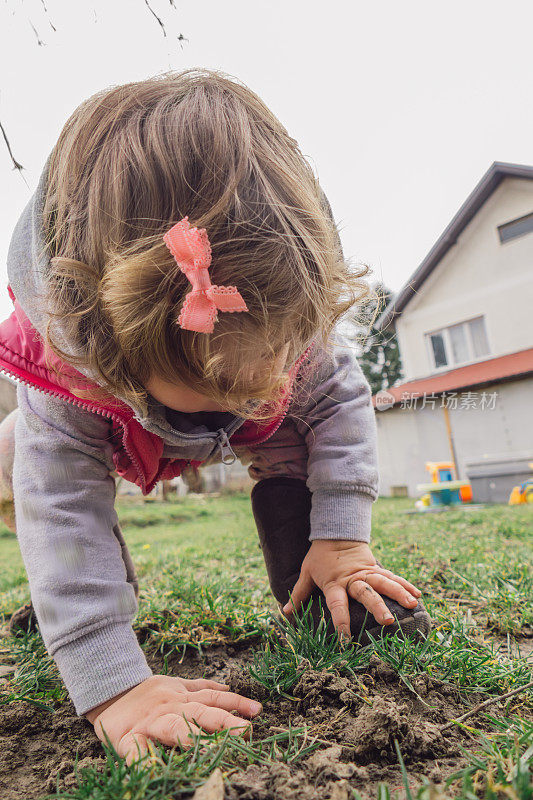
left=13, top=384, right=152, bottom=715
left=292, top=333, right=379, bottom=542
left=236, top=334, right=379, bottom=543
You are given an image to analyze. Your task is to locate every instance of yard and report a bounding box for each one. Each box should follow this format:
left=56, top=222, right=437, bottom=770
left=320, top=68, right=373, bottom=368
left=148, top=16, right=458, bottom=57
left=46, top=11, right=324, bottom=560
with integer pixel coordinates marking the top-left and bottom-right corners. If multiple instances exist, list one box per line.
left=0, top=494, right=531, bottom=799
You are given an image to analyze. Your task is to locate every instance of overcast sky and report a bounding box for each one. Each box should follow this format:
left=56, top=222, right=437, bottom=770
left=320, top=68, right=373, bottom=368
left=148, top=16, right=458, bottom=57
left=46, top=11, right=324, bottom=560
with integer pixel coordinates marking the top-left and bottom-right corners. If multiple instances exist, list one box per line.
left=1, top=0, right=533, bottom=323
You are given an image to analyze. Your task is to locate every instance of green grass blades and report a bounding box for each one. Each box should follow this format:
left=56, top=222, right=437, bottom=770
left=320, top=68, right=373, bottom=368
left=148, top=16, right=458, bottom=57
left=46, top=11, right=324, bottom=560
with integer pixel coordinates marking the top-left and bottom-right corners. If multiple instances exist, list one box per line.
left=371, top=499, right=533, bottom=638
left=350, top=731, right=533, bottom=800
left=0, top=494, right=530, bottom=799
left=366, top=618, right=533, bottom=697
left=0, top=629, right=66, bottom=709
left=49, top=725, right=320, bottom=800
left=135, top=571, right=271, bottom=657
left=250, top=594, right=533, bottom=703
left=249, top=596, right=372, bottom=696
left=446, top=716, right=533, bottom=800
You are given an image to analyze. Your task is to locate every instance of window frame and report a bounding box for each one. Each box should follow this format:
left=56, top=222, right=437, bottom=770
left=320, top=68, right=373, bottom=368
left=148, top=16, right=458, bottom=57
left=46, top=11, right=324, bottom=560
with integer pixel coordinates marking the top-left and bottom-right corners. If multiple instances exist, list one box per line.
left=425, top=316, right=490, bottom=372
left=497, top=211, right=533, bottom=244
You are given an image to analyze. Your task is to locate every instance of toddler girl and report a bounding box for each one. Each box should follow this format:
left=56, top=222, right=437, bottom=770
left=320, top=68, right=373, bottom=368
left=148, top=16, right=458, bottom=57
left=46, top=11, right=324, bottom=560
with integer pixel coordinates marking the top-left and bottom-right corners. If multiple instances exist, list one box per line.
left=0, top=69, right=429, bottom=763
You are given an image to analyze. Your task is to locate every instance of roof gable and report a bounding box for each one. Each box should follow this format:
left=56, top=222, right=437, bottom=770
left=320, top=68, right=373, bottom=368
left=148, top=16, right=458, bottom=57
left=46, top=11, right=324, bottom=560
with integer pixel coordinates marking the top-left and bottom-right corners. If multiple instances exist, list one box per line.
left=377, top=162, right=533, bottom=330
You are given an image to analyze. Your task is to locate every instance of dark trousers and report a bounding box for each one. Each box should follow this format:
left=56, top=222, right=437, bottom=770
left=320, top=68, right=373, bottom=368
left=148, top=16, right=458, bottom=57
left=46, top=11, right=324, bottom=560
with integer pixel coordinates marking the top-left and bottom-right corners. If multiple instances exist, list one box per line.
left=250, top=476, right=430, bottom=642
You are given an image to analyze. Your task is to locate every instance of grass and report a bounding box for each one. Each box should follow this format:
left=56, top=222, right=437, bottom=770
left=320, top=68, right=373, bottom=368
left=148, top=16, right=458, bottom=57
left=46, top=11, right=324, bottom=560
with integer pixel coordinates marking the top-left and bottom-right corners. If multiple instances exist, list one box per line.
left=136, top=573, right=271, bottom=657
left=447, top=716, right=533, bottom=795
left=0, top=629, right=66, bottom=710
left=371, top=498, right=533, bottom=637
left=51, top=726, right=320, bottom=800
left=249, top=596, right=373, bottom=696
left=247, top=589, right=533, bottom=704
left=0, top=493, right=531, bottom=799
left=367, top=620, right=533, bottom=697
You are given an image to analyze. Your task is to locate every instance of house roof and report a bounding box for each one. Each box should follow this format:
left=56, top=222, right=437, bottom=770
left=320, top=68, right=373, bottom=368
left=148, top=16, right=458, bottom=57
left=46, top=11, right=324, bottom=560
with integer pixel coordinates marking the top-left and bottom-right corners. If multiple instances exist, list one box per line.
left=372, top=347, right=533, bottom=409
left=376, top=162, right=533, bottom=330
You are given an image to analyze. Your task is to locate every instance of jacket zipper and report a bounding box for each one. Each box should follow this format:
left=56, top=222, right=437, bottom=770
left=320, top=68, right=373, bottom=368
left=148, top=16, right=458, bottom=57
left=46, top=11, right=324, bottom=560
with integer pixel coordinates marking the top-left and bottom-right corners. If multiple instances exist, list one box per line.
left=0, top=342, right=313, bottom=486
left=0, top=363, right=149, bottom=494
left=217, top=429, right=237, bottom=464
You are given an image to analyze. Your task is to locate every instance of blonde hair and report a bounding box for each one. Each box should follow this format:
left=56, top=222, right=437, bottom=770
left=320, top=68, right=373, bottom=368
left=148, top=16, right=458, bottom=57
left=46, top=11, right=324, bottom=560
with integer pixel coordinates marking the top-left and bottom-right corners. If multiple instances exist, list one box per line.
left=42, top=68, right=371, bottom=420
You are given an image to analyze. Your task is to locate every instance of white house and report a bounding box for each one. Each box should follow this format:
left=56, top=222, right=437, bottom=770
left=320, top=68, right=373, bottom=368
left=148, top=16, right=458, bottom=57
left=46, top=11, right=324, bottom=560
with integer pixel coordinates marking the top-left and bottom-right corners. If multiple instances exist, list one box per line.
left=374, top=162, right=533, bottom=499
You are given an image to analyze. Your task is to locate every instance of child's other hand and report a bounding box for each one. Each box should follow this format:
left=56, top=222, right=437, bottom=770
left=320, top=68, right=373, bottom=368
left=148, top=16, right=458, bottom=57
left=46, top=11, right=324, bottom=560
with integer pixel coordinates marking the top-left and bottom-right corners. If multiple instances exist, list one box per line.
left=282, top=540, right=422, bottom=638
left=85, top=674, right=262, bottom=764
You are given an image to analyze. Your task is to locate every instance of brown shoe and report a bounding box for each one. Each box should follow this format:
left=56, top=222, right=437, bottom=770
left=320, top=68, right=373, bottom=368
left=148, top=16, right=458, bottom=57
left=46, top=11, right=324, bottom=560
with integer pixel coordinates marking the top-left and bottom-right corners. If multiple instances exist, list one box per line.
left=9, top=602, right=38, bottom=634
left=251, top=477, right=431, bottom=645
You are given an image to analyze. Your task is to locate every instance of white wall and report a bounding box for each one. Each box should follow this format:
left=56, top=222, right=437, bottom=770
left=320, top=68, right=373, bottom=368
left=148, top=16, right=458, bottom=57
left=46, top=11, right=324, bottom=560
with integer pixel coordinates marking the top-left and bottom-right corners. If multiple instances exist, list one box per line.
left=376, top=399, right=451, bottom=496
left=376, top=377, right=533, bottom=496
left=395, top=178, right=533, bottom=381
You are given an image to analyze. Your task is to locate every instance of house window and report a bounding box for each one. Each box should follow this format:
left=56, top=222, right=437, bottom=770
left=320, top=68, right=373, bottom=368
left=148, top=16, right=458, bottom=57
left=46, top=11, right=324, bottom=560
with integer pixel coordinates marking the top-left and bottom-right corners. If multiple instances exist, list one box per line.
left=429, top=332, right=447, bottom=368
left=426, top=316, right=490, bottom=370
left=497, top=212, right=533, bottom=243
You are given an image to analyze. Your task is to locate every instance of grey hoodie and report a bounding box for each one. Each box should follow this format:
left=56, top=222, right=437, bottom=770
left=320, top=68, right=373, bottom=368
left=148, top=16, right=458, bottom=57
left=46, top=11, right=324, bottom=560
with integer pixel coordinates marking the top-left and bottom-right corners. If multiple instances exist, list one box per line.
left=5, top=156, right=379, bottom=715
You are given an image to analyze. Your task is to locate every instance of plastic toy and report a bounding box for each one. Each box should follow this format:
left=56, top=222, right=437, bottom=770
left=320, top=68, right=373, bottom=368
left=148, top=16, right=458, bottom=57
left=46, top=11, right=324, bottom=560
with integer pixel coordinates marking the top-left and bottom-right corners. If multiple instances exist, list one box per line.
left=416, top=461, right=472, bottom=508
left=425, top=461, right=455, bottom=484
left=459, top=484, right=473, bottom=503
left=509, top=462, right=533, bottom=504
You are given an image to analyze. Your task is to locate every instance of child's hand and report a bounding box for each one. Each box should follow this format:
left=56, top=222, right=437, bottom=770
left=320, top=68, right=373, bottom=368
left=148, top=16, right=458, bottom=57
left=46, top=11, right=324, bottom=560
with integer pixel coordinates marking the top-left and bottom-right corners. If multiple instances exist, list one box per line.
left=282, top=540, right=422, bottom=638
left=85, top=674, right=262, bottom=764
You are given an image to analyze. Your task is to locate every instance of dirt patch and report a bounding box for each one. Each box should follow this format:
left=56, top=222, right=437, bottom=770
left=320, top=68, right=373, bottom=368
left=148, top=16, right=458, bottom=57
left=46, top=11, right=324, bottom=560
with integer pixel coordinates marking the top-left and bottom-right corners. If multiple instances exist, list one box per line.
left=0, top=645, right=257, bottom=799
left=226, top=654, right=490, bottom=799
left=0, top=646, right=530, bottom=799
left=0, top=701, right=102, bottom=799
left=491, top=633, right=533, bottom=660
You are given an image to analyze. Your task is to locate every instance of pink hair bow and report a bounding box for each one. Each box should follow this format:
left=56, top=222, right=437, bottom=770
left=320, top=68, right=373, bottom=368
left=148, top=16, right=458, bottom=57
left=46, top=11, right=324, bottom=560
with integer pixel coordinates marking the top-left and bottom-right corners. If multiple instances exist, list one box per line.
left=163, top=216, right=248, bottom=334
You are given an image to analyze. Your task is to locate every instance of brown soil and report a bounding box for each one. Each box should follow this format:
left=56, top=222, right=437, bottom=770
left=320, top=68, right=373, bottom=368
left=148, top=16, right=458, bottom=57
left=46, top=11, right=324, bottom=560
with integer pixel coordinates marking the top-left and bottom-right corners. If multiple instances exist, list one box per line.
left=0, top=644, right=529, bottom=800
left=226, top=655, right=481, bottom=800
left=0, top=701, right=102, bottom=799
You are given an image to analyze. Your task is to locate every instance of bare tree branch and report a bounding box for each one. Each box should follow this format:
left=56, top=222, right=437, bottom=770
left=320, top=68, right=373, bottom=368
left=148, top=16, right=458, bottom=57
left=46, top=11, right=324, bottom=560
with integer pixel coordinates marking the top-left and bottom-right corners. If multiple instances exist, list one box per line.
left=39, top=0, right=57, bottom=31
left=28, top=19, right=45, bottom=46
left=442, top=678, right=533, bottom=732
left=2, top=1, right=188, bottom=172
left=144, top=0, right=167, bottom=37
left=0, top=120, right=28, bottom=186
